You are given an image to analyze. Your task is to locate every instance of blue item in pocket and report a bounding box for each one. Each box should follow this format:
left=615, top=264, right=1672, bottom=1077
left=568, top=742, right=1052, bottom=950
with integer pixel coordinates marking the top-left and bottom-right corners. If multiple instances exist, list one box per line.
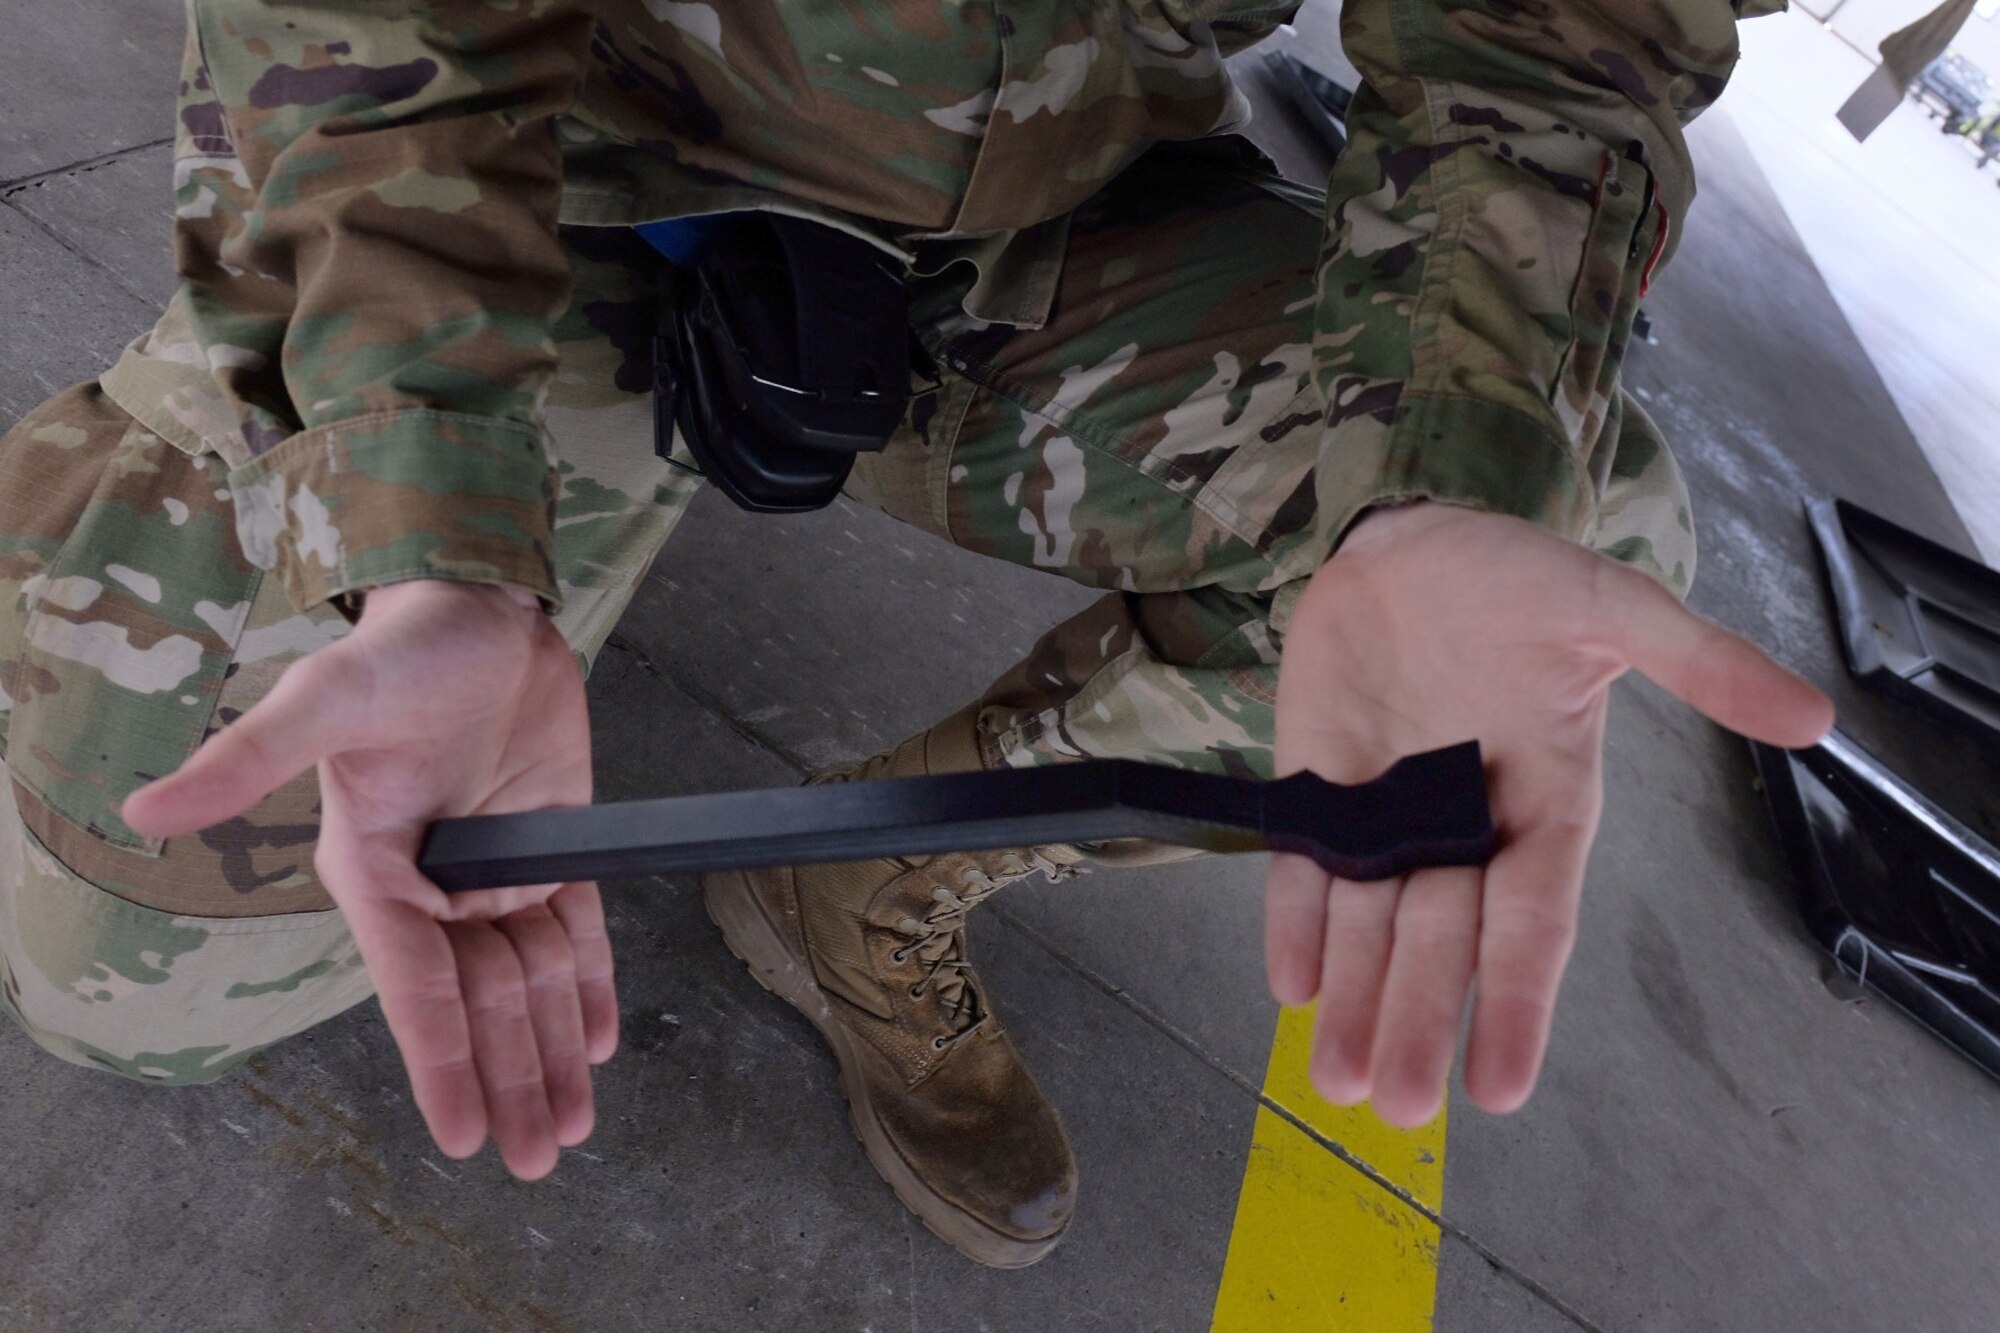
left=634, top=217, right=721, bottom=265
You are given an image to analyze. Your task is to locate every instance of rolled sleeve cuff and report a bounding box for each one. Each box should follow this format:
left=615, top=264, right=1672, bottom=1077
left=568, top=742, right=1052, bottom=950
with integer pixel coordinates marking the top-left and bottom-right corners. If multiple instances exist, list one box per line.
left=1318, top=394, right=1597, bottom=554
left=228, top=410, right=560, bottom=612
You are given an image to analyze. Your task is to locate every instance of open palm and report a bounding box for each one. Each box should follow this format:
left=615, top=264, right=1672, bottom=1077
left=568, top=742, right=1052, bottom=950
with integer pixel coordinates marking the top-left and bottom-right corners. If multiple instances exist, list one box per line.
left=1267, top=503, right=1833, bottom=1126
left=126, top=580, right=616, bottom=1178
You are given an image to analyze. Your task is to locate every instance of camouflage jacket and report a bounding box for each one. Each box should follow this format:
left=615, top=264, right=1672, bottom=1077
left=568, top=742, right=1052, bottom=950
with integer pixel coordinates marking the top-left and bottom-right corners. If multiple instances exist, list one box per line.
left=155, top=0, right=1776, bottom=612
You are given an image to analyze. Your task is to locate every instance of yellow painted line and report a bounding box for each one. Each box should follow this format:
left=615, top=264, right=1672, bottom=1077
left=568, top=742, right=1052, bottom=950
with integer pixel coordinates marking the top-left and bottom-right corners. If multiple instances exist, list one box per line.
left=1210, top=1003, right=1447, bottom=1331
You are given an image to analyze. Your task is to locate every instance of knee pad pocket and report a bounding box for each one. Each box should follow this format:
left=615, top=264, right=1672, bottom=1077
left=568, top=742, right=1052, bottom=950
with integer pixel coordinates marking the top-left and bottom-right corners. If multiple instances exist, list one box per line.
left=0, top=402, right=259, bottom=856
left=0, top=771, right=364, bottom=1084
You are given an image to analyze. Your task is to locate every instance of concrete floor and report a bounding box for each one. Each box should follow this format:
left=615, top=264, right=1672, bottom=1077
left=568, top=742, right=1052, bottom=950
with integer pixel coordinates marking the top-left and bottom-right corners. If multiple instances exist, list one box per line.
left=4, top=3, right=2000, bottom=1330
left=1728, top=6, right=2000, bottom=563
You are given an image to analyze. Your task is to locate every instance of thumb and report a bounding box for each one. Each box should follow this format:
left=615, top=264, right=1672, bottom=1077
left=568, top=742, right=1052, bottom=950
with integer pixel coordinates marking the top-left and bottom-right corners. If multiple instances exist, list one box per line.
left=123, top=647, right=364, bottom=838
left=1612, top=569, right=1835, bottom=749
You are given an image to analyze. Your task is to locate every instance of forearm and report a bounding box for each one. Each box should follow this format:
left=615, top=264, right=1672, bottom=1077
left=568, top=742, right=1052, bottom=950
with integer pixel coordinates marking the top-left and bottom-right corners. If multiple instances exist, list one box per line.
left=1313, top=0, right=1745, bottom=547
left=178, top=0, right=593, bottom=609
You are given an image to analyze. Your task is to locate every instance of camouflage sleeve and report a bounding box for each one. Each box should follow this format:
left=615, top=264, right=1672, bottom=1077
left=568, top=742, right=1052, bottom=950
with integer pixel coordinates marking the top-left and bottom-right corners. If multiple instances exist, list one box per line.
left=176, top=0, right=593, bottom=610
left=1313, top=0, right=1747, bottom=545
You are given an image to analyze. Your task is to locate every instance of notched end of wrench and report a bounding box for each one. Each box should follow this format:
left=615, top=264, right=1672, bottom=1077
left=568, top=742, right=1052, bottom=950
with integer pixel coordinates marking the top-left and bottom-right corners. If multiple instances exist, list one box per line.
left=1262, top=741, right=1496, bottom=881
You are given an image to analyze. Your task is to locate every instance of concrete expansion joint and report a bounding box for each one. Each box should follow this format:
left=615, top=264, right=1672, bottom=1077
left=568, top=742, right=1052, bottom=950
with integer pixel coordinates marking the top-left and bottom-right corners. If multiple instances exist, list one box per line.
left=604, top=631, right=814, bottom=778
left=0, top=195, right=165, bottom=318
left=991, top=902, right=1611, bottom=1333
left=0, top=136, right=174, bottom=195
left=2, top=155, right=173, bottom=317
left=0, top=195, right=165, bottom=317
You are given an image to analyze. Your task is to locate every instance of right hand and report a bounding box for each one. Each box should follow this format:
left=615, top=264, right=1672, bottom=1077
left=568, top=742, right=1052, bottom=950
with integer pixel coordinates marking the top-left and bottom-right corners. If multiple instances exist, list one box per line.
left=123, top=579, right=615, bottom=1179
left=1266, top=503, right=1832, bottom=1126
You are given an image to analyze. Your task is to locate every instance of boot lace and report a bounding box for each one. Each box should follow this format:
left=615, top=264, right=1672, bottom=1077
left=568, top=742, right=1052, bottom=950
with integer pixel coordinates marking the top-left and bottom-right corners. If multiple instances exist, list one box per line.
left=889, top=851, right=1083, bottom=1049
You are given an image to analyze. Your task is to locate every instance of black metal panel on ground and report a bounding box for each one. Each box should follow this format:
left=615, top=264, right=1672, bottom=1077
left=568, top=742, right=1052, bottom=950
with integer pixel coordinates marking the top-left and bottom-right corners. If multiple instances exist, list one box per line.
left=1806, top=497, right=2000, bottom=745
left=1752, top=733, right=2000, bottom=1083
left=1258, top=49, right=1349, bottom=156
left=419, top=744, right=1495, bottom=891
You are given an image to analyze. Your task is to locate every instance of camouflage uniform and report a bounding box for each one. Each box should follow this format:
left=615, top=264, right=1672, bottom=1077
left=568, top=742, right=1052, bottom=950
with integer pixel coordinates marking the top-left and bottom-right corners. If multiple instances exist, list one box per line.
left=0, top=0, right=1751, bottom=1081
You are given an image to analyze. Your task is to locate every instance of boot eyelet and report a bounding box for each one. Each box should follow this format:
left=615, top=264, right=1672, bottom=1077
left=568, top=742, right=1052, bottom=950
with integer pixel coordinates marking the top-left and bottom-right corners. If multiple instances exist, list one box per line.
left=890, top=947, right=910, bottom=963
left=931, top=1036, right=950, bottom=1051
left=909, top=984, right=926, bottom=999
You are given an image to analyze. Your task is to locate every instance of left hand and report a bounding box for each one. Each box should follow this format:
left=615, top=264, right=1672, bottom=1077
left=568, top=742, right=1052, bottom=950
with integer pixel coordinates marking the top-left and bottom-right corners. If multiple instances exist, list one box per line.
left=1267, top=502, right=1832, bottom=1126
left=124, top=579, right=615, bottom=1179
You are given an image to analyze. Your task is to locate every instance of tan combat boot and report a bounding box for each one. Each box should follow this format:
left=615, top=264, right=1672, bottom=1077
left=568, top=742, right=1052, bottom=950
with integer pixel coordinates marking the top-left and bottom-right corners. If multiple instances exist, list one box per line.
left=702, top=705, right=1087, bottom=1267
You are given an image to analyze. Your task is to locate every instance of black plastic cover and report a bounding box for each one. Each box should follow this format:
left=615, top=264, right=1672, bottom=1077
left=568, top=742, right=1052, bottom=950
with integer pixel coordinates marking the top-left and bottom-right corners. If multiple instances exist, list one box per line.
left=653, top=214, right=915, bottom=513
left=1752, top=732, right=2000, bottom=1082
left=1807, top=496, right=2000, bottom=746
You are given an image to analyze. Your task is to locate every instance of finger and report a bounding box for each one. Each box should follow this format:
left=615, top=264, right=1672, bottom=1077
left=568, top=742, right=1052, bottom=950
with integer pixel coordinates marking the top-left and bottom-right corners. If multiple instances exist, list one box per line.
left=1463, top=822, right=1595, bottom=1115
left=452, top=922, right=561, bottom=1180
left=549, top=882, right=619, bottom=1064
left=123, top=648, right=363, bottom=838
left=498, top=907, right=595, bottom=1148
left=1612, top=571, right=1833, bottom=748
left=340, top=890, right=488, bottom=1160
left=1265, top=852, right=1330, bottom=1006
left=1368, top=865, right=1482, bottom=1128
left=1308, top=876, right=1403, bottom=1106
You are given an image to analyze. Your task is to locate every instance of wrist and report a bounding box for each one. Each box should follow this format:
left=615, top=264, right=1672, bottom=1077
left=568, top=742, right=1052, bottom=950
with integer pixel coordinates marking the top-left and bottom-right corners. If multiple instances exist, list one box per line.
left=1338, top=500, right=1440, bottom=557
left=358, top=579, right=545, bottom=625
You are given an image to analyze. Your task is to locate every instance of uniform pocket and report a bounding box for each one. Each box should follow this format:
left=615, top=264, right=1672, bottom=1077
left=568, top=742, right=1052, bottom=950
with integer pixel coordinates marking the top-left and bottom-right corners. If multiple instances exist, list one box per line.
left=0, top=386, right=260, bottom=855
left=1552, top=151, right=1653, bottom=456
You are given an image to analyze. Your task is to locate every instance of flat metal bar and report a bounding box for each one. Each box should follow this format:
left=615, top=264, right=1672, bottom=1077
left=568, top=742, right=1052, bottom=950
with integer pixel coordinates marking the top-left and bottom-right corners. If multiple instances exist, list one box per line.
left=419, top=743, right=1494, bottom=892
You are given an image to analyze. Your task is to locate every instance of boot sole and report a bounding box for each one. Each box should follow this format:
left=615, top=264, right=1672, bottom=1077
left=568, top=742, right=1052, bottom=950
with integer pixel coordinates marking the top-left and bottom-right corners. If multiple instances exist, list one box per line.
left=702, top=868, right=1066, bottom=1269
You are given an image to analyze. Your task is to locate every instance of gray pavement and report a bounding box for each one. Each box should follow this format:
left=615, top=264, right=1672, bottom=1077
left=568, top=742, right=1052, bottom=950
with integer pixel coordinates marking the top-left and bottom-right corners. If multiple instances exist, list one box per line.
left=1729, top=7, right=2000, bottom=564
left=5, top=4, right=2000, bottom=1330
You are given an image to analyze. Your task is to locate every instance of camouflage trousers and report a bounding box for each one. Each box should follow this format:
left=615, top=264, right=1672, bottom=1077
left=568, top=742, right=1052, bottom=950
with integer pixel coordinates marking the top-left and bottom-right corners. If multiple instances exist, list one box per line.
left=0, top=145, right=1694, bottom=1086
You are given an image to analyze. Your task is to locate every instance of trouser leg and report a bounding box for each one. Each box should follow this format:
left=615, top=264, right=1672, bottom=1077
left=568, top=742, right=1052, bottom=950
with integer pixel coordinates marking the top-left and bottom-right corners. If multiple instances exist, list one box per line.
left=0, top=227, right=694, bottom=1084
left=0, top=377, right=363, bottom=1082
left=854, top=142, right=1701, bottom=782
left=851, top=144, right=1328, bottom=778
